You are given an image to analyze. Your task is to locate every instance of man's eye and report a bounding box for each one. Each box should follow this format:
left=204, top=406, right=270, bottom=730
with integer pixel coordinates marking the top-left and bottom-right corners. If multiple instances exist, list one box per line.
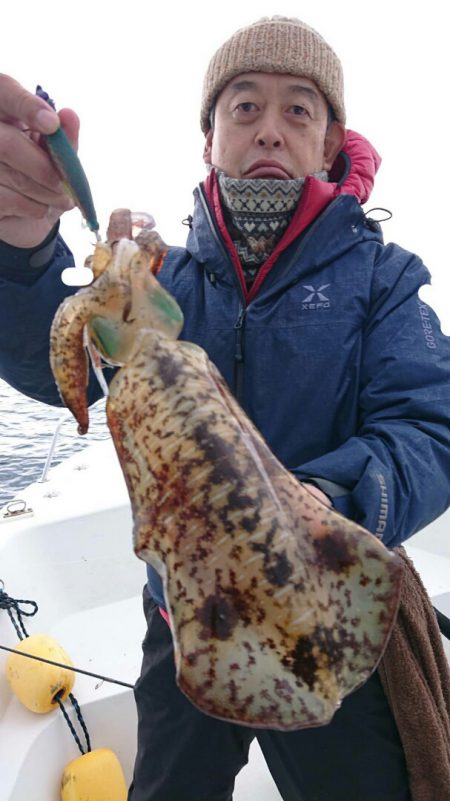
left=289, top=105, right=309, bottom=117
left=235, top=102, right=258, bottom=112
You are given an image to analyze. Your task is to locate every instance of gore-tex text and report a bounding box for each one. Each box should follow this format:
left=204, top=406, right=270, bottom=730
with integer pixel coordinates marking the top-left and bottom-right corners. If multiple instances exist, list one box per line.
left=418, top=299, right=437, bottom=350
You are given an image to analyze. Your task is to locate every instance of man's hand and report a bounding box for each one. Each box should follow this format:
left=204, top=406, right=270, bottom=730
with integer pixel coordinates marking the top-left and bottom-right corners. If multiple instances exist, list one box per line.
left=0, top=74, right=80, bottom=248
left=303, top=483, right=332, bottom=507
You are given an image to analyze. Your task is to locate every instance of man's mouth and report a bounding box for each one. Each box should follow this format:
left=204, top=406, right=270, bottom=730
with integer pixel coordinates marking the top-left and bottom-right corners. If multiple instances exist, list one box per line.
left=243, top=161, right=293, bottom=180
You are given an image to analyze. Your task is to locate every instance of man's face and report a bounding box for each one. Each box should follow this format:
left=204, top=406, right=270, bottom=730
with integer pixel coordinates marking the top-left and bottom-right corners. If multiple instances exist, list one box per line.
left=203, top=72, right=345, bottom=179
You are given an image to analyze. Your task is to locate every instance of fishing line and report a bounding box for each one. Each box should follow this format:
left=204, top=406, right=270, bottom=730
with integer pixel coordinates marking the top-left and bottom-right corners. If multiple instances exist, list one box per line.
left=0, top=644, right=134, bottom=689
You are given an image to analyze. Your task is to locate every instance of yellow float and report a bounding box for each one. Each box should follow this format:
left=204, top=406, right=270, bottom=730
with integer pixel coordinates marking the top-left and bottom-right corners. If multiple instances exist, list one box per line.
left=5, top=633, right=74, bottom=713
left=61, top=748, right=127, bottom=801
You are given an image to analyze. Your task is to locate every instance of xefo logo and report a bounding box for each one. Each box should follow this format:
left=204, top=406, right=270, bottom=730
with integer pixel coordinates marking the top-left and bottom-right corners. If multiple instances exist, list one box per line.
left=301, top=284, right=331, bottom=310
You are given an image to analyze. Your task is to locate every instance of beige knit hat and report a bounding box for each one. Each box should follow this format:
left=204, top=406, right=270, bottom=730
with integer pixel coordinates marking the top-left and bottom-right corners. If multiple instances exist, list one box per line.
left=200, top=16, right=345, bottom=132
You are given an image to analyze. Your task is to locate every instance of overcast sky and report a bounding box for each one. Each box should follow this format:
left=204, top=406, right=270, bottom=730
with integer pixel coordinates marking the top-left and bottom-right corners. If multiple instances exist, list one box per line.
left=4, top=0, right=450, bottom=331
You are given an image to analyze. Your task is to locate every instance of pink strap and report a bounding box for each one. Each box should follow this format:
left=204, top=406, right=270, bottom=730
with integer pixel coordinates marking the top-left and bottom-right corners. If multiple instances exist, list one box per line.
left=159, top=607, right=170, bottom=626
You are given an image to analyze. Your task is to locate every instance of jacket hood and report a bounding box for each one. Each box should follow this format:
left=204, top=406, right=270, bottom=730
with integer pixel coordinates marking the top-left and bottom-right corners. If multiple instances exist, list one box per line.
left=330, top=129, right=382, bottom=205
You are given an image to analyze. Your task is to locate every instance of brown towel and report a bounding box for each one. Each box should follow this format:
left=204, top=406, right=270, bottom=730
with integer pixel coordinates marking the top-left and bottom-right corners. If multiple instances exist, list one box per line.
left=378, top=546, right=450, bottom=801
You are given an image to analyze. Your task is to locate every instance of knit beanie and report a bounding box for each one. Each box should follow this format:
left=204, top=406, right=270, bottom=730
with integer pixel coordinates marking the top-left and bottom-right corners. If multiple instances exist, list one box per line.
left=200, top=16, right=345, bottom=133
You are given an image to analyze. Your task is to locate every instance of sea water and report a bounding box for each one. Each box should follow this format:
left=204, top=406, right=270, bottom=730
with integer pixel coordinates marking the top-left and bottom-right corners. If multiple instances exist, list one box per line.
left=0, top=379, right=109, bottom=507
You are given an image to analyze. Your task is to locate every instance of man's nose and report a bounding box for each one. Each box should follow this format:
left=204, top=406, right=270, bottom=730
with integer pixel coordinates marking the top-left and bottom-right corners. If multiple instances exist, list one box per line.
left=255, top=113, right=284, bottom=148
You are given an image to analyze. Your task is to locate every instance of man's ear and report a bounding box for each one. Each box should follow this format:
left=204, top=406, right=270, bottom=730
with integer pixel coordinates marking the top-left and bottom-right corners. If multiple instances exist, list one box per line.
left=203, top=129, right=213, bottom=166
left=323, top=122, right=346, bottom=171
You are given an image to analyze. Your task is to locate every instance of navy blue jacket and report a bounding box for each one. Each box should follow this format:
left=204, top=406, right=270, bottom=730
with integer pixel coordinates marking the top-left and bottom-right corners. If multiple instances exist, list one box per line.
left=1, top=169, right=450, bottom=611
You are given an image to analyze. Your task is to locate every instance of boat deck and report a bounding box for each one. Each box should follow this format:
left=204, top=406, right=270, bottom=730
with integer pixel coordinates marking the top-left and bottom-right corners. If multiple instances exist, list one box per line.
left=1, top=439, right=449, bottom=800
left=0, top=441, right=284, bottom=799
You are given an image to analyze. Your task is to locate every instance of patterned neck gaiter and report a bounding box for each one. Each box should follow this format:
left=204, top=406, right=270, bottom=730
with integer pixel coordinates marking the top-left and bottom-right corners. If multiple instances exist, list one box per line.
left=218, top=170, right=328, bottom=288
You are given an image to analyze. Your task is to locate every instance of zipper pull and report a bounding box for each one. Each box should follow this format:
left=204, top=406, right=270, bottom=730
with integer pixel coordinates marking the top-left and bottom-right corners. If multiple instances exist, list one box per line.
left=234, top=307, right=246, bottom=362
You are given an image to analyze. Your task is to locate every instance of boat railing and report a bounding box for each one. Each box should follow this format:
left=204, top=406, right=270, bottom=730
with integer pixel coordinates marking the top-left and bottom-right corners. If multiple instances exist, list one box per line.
left=38, top=415, right=67, bottom=484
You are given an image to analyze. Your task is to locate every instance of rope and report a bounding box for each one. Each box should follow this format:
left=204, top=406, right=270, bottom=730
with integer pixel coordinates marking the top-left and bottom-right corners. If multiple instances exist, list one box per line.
left=68, top=693, right=92, bottom=753
left=0, top=585, right=38, bottom=639
left=54, top=691, right=91, bottom=755
left=0, top=584, right=129, bottom=756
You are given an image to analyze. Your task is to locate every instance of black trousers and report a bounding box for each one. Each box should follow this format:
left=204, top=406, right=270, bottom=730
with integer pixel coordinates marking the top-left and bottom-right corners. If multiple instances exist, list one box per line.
left=128, top=588, right=411, bottom=801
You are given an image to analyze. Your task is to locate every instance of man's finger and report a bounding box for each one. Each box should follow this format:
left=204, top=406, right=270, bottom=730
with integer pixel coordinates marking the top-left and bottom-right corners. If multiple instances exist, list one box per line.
left=0, top=162, right=74, bottom=209
left=0, top=182, right=73, bottom=218
left=0, top=208, right=62, bottom=248
left=0, top=120, right=62, bottom=189
left=302, top=483, right=332, bottom=507
left=58, top=108, right=80, bottom=151
left=0, top=74, right=59, bottom=133
left=0, top=184, right=50, bottom=219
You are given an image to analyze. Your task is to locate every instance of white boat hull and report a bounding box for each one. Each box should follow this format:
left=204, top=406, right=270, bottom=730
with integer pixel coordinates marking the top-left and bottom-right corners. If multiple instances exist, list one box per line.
left=1, top=439, right=449, bottom=800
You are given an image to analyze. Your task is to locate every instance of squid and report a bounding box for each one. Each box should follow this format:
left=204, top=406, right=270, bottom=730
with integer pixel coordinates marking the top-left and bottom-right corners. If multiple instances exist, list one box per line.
left=50, top=209, right=402, bottom=730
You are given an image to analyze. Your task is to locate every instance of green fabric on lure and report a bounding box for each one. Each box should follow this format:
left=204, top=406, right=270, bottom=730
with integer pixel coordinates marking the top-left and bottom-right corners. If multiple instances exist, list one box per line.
left=36, top=86, right=100, bottom=237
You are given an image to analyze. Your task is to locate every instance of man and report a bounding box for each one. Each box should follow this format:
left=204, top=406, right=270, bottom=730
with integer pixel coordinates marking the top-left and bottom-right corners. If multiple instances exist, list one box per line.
left=1, top=15, right=450, bottom=801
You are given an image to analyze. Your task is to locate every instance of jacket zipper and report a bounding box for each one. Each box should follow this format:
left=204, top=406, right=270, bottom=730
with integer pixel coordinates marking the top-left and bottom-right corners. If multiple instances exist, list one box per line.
left=197, top=189, right=348, bottom=405
left=198, top=187, right=243, bottom=285
left=198, top=188, right=248, bottom=403
left=255, top=195, right=348, bottom=295
left=234, top=305, right=246, bottom=403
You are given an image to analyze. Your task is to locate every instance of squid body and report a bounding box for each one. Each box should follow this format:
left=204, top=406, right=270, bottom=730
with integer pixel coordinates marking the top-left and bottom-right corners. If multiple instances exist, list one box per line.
left=50, top=209, right=402, bottom=730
